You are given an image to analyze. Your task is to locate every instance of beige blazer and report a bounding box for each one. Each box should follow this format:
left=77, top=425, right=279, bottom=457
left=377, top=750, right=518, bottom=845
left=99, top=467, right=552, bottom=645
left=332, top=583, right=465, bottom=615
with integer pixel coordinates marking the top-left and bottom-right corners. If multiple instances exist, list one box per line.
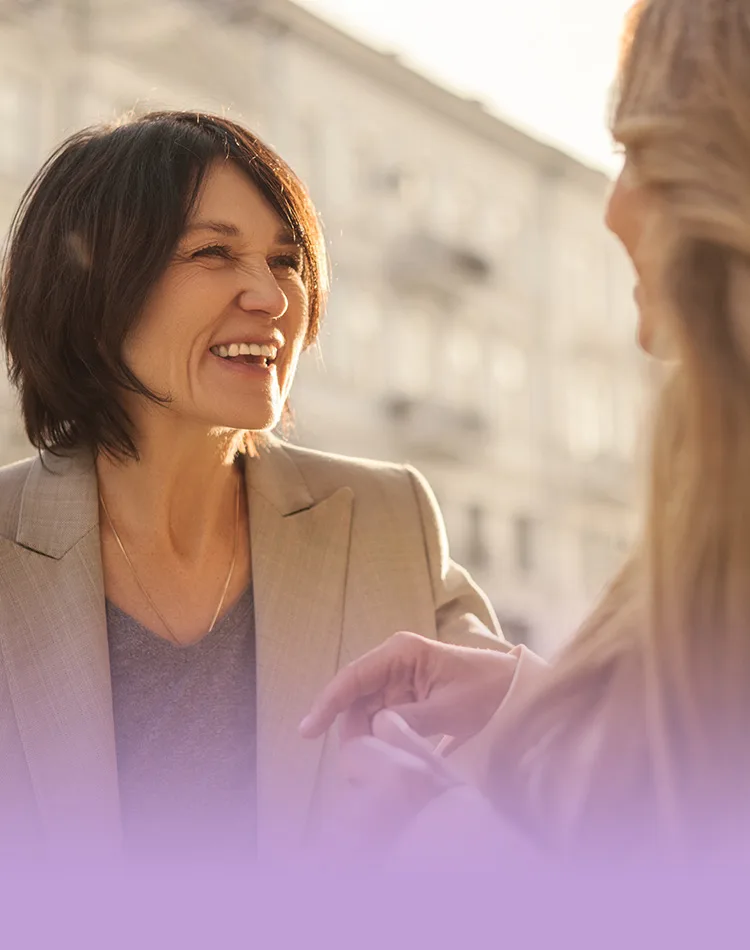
left=0, top=437, right=506, bottom=861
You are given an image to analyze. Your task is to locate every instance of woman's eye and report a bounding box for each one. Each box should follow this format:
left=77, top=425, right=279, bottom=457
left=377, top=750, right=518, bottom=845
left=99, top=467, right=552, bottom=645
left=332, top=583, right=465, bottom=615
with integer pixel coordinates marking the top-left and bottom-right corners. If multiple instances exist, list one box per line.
left=191, top=244, right=232, bottom=260
left=270, top=253, right=304, bottom=273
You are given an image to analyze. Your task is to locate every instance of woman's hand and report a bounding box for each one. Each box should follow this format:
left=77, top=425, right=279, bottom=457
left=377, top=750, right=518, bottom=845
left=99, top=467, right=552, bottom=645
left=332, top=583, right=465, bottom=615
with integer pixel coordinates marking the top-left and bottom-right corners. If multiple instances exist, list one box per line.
left=299, top=631, right=518, bottom=746
left=320, top=710, right=540, bottom=869
left=322, top=710, right=461, bottom=859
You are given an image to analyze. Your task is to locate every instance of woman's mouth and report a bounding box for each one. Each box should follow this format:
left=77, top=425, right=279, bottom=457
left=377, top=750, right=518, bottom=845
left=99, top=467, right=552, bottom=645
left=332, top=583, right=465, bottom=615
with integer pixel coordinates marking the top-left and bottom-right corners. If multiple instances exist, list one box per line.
left=209, top=341, right=278, bottom=368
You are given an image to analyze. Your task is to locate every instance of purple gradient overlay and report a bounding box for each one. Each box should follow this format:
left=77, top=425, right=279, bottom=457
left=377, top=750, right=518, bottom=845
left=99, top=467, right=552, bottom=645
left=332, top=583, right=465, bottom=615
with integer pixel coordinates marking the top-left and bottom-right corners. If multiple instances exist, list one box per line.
left=0, top=816, right=747, bottom=950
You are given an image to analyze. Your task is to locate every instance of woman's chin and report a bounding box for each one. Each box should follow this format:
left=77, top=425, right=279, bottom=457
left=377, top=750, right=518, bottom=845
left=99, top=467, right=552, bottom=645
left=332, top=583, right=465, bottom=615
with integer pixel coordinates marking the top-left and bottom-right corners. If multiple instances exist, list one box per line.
left=205, top=408, right=281, bottom=436
left=232, top=416, right=278, bottom=435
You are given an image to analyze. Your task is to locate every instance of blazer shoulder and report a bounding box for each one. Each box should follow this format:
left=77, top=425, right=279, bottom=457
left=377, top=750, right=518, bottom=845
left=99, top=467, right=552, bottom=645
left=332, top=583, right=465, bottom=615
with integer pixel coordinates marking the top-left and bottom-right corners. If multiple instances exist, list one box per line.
left=276, top=441, right=413, bottom=496
left=0, top=456, right=35, bottom=542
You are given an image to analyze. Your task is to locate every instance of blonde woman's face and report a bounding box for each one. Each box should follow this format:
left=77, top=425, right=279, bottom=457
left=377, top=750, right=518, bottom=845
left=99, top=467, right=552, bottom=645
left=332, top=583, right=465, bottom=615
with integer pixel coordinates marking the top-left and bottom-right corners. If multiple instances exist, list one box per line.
left=606, top=158, right=666, bottom=357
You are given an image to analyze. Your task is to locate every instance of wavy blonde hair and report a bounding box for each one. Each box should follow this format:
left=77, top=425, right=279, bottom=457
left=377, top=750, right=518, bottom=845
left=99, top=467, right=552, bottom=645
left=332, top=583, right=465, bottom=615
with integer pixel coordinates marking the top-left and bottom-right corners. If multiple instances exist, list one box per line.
left=494, top=0, right=750, bottom=855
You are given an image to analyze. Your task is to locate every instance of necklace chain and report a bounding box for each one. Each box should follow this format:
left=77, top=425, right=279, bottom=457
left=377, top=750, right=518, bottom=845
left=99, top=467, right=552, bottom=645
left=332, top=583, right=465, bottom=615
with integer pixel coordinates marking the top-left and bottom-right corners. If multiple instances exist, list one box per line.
left=99, top=473, right=241, bottom=647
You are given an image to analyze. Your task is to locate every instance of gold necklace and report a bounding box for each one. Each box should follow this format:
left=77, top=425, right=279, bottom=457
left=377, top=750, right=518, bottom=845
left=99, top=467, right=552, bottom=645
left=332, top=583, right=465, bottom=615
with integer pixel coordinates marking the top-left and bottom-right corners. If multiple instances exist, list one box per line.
left=99, top=471, right=241, bottom=647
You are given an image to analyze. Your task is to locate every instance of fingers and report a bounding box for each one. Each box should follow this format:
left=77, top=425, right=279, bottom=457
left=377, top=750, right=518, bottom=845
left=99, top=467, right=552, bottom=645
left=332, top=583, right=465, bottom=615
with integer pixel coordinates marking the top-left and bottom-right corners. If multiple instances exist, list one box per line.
left=328, top=715, right=459, bottom=857
left=338, top=697, right=382, bottom=743
left=299, top=648, right=392, bottom=738
left=299, top=632, right=427, bottom=738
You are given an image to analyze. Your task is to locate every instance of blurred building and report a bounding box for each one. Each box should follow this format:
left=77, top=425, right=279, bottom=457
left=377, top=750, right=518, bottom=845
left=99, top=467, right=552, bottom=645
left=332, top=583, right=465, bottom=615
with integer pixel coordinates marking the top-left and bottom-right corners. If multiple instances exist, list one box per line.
left=0, top=0, right=648, bottom=653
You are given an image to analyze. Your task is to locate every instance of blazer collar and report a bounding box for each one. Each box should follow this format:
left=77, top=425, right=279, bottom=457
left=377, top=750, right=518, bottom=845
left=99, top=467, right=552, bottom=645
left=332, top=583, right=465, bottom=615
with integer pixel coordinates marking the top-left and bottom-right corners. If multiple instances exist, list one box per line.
left=13, top=437, right=312, bottom=560
left=16, top=449, right=98, bottom=560
left=247, top=436, right=315, bottom=516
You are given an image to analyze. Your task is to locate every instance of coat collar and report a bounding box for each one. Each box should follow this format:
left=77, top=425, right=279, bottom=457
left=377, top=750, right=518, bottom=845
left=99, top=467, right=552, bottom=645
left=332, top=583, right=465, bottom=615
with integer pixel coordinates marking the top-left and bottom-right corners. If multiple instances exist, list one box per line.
left=246, top=436, right=316, bottom=517
left=15, top=449, right=99, bottom=559
left=12, top=436, right=315, bottom=561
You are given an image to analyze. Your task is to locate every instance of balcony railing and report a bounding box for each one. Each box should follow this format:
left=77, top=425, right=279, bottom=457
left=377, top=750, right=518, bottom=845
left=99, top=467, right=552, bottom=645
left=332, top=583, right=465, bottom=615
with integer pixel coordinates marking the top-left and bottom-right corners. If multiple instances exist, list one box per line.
left=386, top=232, right=494, bottom=304
left=384, top=394, right=489, bottom=461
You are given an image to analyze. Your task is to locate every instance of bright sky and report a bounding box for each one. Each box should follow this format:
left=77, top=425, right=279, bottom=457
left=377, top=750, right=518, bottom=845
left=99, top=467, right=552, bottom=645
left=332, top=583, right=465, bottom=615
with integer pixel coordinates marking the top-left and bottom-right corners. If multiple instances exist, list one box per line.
left=294, top=0, right=635, bottom=173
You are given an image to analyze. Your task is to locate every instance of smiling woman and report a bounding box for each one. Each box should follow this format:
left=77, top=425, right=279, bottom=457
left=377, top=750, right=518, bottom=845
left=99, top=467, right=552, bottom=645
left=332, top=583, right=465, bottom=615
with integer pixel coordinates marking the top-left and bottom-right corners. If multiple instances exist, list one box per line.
left=120, top=160, right=310, bottom=439
left=0, top=111, right=506, bottom=867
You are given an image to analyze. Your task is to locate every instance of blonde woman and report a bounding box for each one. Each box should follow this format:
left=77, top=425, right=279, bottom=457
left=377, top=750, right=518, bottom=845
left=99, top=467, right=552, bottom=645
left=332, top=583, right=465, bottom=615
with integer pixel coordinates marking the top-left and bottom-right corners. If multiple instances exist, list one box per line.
left=301, top=0, right=750, bottom=863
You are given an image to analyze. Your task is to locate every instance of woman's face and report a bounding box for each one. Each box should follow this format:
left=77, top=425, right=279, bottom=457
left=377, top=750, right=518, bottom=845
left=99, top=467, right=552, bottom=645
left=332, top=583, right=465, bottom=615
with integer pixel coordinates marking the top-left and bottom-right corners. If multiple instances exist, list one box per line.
left=123, top=160, right=310, bottom=435
left=605, top=157, right=664, bottom=357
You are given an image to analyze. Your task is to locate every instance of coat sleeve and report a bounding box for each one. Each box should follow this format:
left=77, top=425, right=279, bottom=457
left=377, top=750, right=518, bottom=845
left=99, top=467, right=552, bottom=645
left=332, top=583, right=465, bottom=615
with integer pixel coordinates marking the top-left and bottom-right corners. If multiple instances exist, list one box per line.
left=405, top=465, right=511, bottom=652
left=447, top=644, right=551, bottom=790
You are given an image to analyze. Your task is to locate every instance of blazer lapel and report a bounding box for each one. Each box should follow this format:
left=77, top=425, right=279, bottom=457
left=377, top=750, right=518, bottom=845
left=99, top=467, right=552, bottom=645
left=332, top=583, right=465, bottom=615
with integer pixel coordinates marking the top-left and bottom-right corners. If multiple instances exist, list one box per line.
left=0, top=451, right=121, bottom=857
left=248, top=441, right=354, bottom=859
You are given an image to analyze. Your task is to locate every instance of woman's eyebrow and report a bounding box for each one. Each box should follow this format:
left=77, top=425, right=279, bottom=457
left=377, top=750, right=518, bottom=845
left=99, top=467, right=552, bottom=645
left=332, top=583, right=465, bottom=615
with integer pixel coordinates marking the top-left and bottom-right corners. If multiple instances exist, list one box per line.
left=185, top=222, right=300, bottom=246
left=185, top=220, right=241, bottom=237
left=275, top=226, right=302, bottom=247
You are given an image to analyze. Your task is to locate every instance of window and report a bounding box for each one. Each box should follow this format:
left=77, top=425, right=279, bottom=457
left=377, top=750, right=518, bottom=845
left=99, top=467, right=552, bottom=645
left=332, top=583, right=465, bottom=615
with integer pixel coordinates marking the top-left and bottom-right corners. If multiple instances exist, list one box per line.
left=513, top=514, right=536, bottom=575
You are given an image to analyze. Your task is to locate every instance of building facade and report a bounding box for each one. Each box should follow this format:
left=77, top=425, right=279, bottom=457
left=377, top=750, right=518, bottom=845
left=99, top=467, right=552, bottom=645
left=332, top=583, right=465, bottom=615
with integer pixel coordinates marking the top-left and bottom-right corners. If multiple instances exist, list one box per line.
left=0, top=0, right=648, bottom=653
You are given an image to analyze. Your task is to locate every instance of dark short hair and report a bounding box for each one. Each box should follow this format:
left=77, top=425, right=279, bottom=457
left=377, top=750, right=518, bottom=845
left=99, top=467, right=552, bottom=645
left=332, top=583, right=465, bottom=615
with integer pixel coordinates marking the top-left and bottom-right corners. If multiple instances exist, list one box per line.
left=0, top=111, right=328, bottom=459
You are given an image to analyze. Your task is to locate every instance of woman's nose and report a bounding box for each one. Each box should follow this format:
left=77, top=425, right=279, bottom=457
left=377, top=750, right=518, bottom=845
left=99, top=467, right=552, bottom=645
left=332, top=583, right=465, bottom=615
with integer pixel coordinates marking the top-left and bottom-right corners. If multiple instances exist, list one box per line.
left=238, top=269, right=289, bottom=319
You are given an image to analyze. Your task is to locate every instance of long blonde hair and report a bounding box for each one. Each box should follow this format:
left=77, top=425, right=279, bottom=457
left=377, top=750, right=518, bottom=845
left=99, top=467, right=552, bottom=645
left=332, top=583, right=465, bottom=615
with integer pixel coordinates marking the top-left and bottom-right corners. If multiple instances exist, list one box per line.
left=494, top=0, right=750, bottom=854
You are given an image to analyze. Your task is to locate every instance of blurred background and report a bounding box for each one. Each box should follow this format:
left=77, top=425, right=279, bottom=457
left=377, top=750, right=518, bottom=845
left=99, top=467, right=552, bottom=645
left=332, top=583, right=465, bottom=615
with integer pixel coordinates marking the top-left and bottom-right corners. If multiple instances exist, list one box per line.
left=0, top=0, right=648, bottom=655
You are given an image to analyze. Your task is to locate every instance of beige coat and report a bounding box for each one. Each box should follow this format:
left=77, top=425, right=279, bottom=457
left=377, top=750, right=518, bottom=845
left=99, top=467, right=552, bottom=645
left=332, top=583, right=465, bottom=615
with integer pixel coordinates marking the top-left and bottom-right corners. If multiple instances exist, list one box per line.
left=0, top=437, right=505, bottom=861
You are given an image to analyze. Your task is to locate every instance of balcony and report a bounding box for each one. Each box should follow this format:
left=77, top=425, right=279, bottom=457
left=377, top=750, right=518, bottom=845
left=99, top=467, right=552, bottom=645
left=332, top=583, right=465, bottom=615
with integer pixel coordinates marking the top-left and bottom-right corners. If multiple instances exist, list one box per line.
left=385, top=232, right=494, bottom=305
left=384, top=394, right=490, bottom=462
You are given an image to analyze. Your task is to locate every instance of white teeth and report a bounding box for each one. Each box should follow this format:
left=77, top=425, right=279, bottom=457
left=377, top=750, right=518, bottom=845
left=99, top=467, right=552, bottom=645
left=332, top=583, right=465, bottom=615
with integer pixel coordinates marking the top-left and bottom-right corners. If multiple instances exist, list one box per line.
left=211, top=342, right=279, bottom=361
